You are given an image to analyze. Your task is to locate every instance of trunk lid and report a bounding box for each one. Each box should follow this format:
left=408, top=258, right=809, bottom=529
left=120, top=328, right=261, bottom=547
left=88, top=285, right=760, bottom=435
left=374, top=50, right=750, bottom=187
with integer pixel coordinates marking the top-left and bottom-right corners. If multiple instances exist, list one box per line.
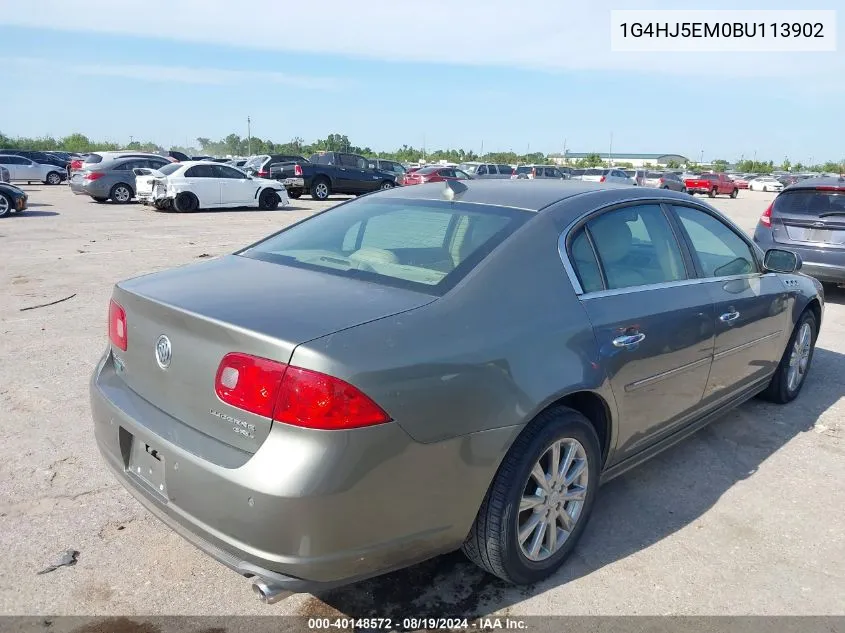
left=133, top=167, right=163, bottom=198
left=771, top=188, right=845, bottom=248
left=111, top=255, right=435, bottom=453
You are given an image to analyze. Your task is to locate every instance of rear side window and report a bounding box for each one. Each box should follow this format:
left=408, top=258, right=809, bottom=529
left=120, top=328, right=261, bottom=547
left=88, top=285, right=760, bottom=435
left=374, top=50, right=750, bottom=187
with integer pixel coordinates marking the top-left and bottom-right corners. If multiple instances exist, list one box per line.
left=773, top=190, right=845, bottom=216
left=185, top=165, right=216, bottom=178
left=158, top=163, right=181, bottom=176
left=576, top=204, right=687, bottom=291
left=497, top=165, right=513, bottom=175
left=570, top=229, right=603, bottom=293
left=241, top=198, right=530, bottom=294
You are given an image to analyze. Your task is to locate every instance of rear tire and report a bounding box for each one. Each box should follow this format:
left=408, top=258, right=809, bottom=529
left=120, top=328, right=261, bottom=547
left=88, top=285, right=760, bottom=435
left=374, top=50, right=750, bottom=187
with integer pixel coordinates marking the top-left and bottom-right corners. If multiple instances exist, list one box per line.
left=462, top=407, right=601, bottom=585
left=288, top=190, right=302, bottom=199
left=763, top=186, right=768, bottom=192
left=258, top=188, right=280, bottom=210
left=0, top=193, right=12, bottom=217
left=708, top=187, right=717, bottom=198
left=730, top=188, right=738, bottom=198
left=759, top=310, right=817, bottom=404
left=110, top=183, right=133, bottom=204
left=46, top=171, right=63, bottom=186
left=173, top=191, right=199, bottom=213
left=380, top=181, right=394, bottom=190
left=310, top=179, right=331, bottom=201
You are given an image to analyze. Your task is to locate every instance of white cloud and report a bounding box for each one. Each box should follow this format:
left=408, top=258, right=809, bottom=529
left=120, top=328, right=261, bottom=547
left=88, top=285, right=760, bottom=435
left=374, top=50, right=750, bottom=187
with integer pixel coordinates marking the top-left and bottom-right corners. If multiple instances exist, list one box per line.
left=10, top=57, right=344, bottom=90
left=2, top=0, right=843, bottom=81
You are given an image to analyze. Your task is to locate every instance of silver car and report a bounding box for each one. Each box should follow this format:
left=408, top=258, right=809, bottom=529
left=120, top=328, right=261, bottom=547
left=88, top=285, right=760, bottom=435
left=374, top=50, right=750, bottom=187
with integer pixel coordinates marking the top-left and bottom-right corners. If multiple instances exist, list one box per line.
left=458, top=162, right=514, bottom=179
left=91, top=179, right=822, bottom=603
left=576, top=168, right=635, bottom=185
left=0, top=154, right=66, bottom=185
left=643, top=171, right=687, bottom=192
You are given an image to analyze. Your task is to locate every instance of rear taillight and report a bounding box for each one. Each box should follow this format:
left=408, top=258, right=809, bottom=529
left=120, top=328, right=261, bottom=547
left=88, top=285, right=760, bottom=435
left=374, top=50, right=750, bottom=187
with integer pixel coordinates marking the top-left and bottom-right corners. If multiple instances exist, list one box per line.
left=759, top=203, right=773, bottom=228
left=108, top=300, right=127, bottom=351
left=214, top=353, right=391, bottom=429
left=531, top=168, right=537, bottom=178
left=599, top=175, right=606, bottom=183
left=70, top=159, right=82, bottom=170
left=257, top=170, right=269, bottom=178
left=293, top=164, right=303, bottom=177
left=215, top=353, right=286, bottom=418
left=84, top=172, right=105, bottom=181
left=659, top=178, right=665, bottom=183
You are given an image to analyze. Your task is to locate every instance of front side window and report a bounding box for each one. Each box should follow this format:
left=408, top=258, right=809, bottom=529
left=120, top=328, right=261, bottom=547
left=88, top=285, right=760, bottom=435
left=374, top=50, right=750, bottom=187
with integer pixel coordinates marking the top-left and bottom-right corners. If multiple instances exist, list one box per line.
left=213, top=165, right=245, bottom=179
left=576, top=204, right=687, bottom=291
left=672, top=206, right=757, bottom=277
left=476, top=165, right=488, bottom=175
left=241, top=198, right=530, bottom=294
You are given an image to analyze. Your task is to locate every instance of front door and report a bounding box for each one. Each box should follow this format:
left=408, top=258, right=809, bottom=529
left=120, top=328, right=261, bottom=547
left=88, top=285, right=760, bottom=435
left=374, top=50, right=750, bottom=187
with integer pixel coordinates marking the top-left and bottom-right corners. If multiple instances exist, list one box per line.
left=214, top=164, right=255, bottom=205
left=669, top=204, right=790, bottom=404
left=568, top=203, right=716, bottom=464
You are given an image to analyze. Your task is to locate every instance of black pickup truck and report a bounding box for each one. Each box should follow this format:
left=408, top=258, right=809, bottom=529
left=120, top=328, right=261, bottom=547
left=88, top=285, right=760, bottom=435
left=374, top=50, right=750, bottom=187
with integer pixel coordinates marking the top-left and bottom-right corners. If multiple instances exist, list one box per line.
left=276, top=151, right=399, bottom=200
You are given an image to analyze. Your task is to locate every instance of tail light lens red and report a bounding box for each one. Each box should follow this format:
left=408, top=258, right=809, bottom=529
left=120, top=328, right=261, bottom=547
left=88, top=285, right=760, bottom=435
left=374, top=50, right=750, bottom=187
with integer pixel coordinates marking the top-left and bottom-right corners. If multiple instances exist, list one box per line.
left=70, top=159, right=82, bottom=170
left=214, top=353, right=391, bottom=430
left=108, top=300, right=127, bottom=351
left=294, top=164, right=303, bottom=177
left=257, top=170, right=270, bottom=178
left=84, top=172, right=105, bottom=181
left=599, top=175, right=606, bottom=183
left=760, top=203, right=773, bottom=227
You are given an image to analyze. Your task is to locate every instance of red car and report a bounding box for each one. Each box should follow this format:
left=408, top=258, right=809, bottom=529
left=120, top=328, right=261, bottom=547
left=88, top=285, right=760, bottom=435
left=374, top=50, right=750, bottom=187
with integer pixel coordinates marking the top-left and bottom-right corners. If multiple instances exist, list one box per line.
left=731, top=176, right=750, bottom=189
left=683, top=172, right=739, bottom=198
left=402, top=166, right=472, bottom=186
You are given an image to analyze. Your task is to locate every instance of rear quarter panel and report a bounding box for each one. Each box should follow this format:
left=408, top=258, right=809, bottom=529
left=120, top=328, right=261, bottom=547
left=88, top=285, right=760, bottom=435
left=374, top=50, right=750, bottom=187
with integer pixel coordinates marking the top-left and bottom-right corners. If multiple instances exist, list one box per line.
left=291, top=210, right=613, bottom=446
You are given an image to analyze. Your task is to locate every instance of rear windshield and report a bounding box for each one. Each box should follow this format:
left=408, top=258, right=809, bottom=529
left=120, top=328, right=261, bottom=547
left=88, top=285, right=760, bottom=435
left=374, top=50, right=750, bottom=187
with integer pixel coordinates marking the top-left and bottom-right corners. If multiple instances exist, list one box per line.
left=773, top=189, right=845, bottom=215
left=243, top=156, right=268, bottom=169
left=84, top=154, right=104, bottom=164
left=584, top=169, right=604, bottom=176
left=158, top=163, right=181, bottom=176
left=240, top=198, right=531, bottom=295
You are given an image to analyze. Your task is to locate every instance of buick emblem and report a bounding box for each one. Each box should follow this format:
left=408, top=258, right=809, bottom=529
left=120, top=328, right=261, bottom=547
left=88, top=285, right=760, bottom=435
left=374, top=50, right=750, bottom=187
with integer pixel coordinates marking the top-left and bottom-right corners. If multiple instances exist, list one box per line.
left=155, top=335, right=172, bottom=369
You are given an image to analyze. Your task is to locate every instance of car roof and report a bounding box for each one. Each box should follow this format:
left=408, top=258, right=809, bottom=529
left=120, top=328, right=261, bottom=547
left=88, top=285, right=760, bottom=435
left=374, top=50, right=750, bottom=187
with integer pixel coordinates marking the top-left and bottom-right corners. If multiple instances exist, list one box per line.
left=785, top=176, right=845, bottom=190
left=374, top=179, right=642, bottom=211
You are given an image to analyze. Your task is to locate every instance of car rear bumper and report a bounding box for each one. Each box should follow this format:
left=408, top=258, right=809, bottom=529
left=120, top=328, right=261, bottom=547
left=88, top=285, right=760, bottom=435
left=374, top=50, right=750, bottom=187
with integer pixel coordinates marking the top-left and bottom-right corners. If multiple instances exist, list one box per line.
left=69, top=179, right=109, bottom=197
left=754, top=231, right=845, bottom=283
left=90, top=351, right=496, bottom=590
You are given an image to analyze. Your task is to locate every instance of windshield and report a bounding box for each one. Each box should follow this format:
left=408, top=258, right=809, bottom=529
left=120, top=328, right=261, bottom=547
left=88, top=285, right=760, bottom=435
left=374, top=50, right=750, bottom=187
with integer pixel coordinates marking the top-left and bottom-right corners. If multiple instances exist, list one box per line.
left=240, top=198, right=531, bottom=294
left=459, top=164, right=478, bottom=174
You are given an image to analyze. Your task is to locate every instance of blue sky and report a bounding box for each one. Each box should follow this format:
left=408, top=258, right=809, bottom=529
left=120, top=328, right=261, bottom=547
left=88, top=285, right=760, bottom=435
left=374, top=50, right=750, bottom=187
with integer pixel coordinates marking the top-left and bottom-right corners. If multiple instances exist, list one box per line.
left=1, top=0, right=843, bottom=163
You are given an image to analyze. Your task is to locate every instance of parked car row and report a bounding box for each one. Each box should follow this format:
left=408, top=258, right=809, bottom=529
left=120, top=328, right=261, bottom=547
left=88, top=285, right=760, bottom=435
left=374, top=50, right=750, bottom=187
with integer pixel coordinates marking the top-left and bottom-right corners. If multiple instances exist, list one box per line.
left=0, top=153, right=68, bottom=185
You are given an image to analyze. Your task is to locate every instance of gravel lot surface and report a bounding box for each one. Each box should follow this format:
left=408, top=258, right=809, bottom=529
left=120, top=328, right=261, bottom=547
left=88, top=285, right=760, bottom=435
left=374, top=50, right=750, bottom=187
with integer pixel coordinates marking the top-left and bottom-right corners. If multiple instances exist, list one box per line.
left=1, top=185, right=843, bottom=617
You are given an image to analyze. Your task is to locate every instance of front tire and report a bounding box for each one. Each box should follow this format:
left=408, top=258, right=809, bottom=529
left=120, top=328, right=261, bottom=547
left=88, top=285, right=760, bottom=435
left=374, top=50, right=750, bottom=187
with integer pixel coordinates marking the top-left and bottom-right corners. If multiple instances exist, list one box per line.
left=462, top=407, right=601, bottom=585
left=708, top=188, right=717, bottom=198
left=760, top=310, right=818, bottom=404
left=380, top=181, right=394, bottom=190
left=763, top=186, right=768, bottom=192
left=258, top=188, right=280, bottom=210
left=310, top=179, right=331, bottom=201
left=46, top=171, right=63, bottom=185
left=730, top=188, right=738, bottom=198
left=110, top=183, right=133, bottom=204
left=288, top=190, right=302, bottom=199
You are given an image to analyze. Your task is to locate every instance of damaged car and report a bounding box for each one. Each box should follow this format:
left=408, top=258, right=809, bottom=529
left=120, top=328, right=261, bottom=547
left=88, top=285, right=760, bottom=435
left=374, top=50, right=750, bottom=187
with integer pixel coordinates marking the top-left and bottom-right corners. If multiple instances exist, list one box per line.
left=134, top=161, right=289, bottom=212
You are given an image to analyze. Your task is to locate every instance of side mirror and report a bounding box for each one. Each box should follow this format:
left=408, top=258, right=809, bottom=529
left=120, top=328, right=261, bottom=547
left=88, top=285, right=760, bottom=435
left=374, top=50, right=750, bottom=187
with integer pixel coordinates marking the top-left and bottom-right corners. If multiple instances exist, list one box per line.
left=764, top=248, right=801, bottom=273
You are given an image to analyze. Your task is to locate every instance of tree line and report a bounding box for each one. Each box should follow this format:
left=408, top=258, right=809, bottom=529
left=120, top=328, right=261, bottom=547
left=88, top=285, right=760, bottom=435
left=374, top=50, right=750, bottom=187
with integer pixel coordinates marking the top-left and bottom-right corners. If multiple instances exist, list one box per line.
left=1, top=130, right=841, bottom=174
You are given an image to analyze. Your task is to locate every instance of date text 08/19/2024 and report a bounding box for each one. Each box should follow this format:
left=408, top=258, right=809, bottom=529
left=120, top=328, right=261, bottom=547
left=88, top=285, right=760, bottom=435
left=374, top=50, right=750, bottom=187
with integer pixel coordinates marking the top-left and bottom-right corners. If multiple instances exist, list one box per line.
left=306, top=617, right=528, bottom=630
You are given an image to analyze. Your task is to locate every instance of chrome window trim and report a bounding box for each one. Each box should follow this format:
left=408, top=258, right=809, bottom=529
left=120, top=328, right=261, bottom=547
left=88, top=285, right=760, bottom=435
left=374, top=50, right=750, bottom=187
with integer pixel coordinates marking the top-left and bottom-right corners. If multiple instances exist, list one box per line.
left=557, top=196, right=768, bottom=300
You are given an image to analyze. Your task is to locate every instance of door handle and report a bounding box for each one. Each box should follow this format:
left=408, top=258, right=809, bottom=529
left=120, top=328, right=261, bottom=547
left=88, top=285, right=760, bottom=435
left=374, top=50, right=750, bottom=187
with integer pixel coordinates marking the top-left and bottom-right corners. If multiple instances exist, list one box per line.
left=612, top=333, right=646, bottom=348
left=720, top=311, right=741, bottom=322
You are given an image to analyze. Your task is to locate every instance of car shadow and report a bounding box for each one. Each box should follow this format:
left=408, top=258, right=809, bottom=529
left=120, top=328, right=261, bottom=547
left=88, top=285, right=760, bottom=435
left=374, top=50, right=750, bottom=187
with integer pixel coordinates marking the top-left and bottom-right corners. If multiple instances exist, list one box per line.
left=18, top=210, right=60, bottom=217
left=183, top=205, right=310, bottom=214
left=302, top=347, right=845, bottom=620
left=25, top=202, right=53, bottom=208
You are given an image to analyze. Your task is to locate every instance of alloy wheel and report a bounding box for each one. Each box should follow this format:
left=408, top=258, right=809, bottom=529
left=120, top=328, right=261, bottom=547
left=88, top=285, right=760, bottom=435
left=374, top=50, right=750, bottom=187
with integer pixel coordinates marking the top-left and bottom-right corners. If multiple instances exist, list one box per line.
left=114, top=186, right=131, bottom=202
left=0, top=195, right=10, bottom=216
left=315, top=183, right=329, bottom=199
left=517, top=438, right=589, bottom=562
left=787, top=322, right=812, bottom=393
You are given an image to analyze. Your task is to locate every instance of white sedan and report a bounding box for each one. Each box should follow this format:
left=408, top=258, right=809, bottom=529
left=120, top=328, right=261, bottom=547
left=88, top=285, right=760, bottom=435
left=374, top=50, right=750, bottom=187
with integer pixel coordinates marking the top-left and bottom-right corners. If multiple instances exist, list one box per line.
left=134, top=161, right=290, bottom=212
left=748, top=176, right=784, bottom=192
left=575, top=168, right=636, bottom=186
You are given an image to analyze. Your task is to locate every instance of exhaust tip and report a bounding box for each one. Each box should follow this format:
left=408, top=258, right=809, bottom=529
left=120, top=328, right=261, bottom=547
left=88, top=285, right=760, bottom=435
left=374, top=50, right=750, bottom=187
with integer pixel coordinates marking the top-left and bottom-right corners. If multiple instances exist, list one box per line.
left=251, top=578, right=288, bottom=605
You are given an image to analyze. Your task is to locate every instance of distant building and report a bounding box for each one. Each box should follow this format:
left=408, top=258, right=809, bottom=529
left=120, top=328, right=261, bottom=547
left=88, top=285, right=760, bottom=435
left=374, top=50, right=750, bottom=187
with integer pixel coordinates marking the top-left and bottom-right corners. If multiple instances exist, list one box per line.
left=549, top=152, right=690, bottom=168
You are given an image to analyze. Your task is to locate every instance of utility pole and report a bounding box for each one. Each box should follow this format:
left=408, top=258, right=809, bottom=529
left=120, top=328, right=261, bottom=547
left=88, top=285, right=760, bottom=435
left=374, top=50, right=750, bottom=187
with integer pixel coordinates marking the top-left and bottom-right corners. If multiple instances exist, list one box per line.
left=608, top=132, right=613, bottom=166
left=247, top=116, right=252, bottom=156
left=480, top=140, right=484, bottom=160
left=129, top=135, right=134, bottom=145
left=700, top=149, right=704, bottom=164
left=563, top=138, right=567, bottom=164
left=423, top=133, right=426, bottom=162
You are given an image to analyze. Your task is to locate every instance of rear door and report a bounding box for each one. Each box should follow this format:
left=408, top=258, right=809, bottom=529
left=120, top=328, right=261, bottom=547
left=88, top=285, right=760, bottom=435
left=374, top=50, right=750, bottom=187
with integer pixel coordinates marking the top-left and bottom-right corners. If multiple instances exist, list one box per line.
left=496, top=164, right=514, bottom=179
left=335, top=153, right=365, bottom=193
left=669, top=203, right=790, bottom=403
left=565, top=202, right=715, bottom=463
left=183, top=165, right=221, bottom=207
